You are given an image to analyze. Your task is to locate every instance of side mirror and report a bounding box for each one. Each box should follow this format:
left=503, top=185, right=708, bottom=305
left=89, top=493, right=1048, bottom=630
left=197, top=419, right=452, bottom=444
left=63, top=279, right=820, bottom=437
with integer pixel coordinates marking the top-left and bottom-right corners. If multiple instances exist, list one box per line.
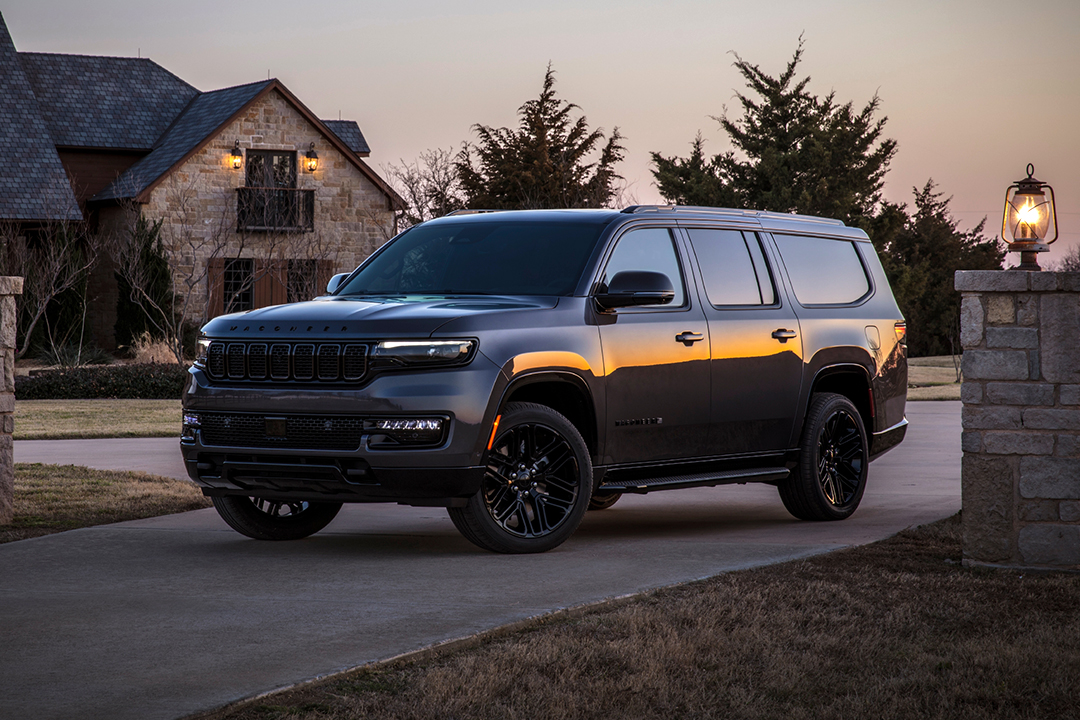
left=325, top=272, right=349, bottom=294
left=594, top=270, right=675, bottom=310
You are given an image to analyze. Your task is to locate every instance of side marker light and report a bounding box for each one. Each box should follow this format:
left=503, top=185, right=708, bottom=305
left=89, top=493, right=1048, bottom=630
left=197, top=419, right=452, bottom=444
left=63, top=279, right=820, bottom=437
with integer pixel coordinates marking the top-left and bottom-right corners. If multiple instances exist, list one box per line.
left=488, top=414, right=502, bottom=451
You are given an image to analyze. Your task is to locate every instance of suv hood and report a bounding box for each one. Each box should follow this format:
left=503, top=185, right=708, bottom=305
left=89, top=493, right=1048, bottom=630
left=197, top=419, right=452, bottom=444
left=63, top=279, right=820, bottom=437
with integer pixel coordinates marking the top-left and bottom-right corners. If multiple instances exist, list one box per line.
left=201, top=295, right=558, bottom=340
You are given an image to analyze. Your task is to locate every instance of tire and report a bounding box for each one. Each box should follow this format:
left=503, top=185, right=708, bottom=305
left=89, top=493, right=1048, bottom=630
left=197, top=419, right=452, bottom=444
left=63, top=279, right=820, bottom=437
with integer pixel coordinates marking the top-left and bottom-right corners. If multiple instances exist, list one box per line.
left=778, top=393, right=868, bottom=521
left=448, top=402, right=592, bottom=553
left=588, top=492, right=621, bottom=511
left=211, top=496, right=343, bottom=540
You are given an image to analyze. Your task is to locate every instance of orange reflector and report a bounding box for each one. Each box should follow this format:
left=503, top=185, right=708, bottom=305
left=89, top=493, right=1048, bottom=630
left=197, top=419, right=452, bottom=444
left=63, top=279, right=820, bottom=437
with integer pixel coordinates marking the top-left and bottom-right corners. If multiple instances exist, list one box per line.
left=487, top=414, right=502, bottom=450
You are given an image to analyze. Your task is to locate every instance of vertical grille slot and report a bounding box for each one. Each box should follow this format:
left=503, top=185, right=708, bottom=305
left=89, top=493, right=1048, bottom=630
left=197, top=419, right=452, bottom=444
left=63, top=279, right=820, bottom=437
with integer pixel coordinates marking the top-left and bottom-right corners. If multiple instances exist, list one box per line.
left=343, top=344, right=367, bottom=380
left=270, top=344, right=290, bottom=379
left=207, top=342, right=226, bottom=378
left=248, top=344, right=268, bottom=379
left=227, top=343, right=246, bottom=379
left=318, top=344, right=341, bottom=380
left=293, top=344, right=315, bottom=380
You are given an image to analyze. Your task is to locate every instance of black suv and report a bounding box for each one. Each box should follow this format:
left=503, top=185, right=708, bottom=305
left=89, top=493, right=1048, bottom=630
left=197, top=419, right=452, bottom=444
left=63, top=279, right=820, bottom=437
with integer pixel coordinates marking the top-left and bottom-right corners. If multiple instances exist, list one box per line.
left=182, top=206, right=908, bottom=553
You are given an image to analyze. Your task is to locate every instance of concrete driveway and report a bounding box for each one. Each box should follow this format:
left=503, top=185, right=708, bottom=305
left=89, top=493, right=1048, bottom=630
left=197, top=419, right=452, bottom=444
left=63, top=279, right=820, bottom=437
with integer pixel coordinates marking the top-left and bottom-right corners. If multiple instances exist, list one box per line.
left=2, top=401, right=960, bottom=720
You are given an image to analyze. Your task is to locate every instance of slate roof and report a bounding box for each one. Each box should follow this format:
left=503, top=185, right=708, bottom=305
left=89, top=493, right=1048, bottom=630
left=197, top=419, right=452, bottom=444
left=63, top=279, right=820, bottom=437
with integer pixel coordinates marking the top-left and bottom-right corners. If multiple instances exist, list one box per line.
left=18, top=52, right=199, bottom=150
left=323, top=120, right=371, bottom=156
left=94, top=80, right=273, bottom=201
left=0, top=12, right=81, bottom=221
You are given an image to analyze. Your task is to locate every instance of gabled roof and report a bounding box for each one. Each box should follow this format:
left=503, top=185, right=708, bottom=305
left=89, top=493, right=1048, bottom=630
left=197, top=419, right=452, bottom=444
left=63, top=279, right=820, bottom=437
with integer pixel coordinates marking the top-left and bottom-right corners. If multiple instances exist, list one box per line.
left=18, top=52, right=199, bottom=150
left=0, top=12, right=81, bottom=221
left=93, top=80, right=272, bottom=201
left=94, top=79, right=405, bottom=210
left=323, top=120, right=371, bottom=156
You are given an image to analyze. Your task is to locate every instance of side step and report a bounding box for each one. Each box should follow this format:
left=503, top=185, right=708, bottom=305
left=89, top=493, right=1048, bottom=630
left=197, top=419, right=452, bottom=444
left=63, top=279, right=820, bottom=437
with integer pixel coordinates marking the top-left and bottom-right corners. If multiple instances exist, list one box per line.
left=598, top=467, right=789, bottom=495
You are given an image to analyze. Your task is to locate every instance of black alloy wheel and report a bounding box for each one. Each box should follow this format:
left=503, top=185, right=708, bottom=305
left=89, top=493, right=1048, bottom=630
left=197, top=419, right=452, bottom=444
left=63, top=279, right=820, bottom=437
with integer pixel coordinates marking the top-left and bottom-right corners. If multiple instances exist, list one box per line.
left=778, top=392, right=868, bottom=521
left=211, top=495, right=342, bottom=540
left=448, top=402, right=592, bottom=553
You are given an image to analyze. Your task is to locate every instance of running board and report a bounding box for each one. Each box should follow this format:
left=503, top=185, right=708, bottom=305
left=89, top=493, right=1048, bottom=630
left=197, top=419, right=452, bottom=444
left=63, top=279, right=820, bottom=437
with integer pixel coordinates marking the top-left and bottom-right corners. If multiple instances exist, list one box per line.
left=598, top=467, right=789, bottom=494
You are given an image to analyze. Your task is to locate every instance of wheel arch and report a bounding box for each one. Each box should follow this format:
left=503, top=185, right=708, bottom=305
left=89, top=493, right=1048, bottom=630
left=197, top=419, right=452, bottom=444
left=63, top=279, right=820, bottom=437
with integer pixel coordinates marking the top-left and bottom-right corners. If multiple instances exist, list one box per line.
left=497, top=371, right=599, bottom=460
left=808, top=363, right=874, bottom=436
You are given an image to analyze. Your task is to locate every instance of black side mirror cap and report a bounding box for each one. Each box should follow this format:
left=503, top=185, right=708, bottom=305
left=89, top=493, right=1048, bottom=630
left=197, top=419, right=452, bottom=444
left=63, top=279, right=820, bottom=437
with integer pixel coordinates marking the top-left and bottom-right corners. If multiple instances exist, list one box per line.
left=594, top=270, right=675, bottom=310
left=325, top=273, right=349, bottom=294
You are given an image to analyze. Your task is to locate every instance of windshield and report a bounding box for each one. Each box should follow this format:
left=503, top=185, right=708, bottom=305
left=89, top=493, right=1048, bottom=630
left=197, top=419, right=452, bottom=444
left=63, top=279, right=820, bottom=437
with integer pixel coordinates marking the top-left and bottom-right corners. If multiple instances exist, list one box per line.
left=337, top=219, right=607, bottom=296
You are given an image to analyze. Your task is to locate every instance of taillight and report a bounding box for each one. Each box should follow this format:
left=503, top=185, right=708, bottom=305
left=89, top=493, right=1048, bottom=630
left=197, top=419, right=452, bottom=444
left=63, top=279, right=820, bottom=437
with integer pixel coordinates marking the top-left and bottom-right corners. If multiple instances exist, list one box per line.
left=894, top=321, right=907, bottom=347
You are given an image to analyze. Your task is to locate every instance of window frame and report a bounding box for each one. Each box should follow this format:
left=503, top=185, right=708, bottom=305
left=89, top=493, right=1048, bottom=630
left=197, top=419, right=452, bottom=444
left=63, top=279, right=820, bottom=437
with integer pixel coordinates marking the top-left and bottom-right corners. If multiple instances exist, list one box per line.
left=592, top=224, right=692, bottom=313
left=683, top=227, right=780, bottom=310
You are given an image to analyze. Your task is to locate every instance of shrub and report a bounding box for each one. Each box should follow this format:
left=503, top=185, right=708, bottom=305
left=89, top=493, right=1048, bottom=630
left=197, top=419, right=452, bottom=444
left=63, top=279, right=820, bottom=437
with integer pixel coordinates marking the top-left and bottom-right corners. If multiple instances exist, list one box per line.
left=15, top=363, right=189, bottom=400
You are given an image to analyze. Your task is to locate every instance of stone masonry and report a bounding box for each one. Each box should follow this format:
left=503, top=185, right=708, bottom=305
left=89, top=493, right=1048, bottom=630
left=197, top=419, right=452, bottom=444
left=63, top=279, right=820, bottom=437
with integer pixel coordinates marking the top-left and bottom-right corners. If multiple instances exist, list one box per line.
left=0, top=276, right=23, bottom=524
left=957, top=270, right=1080, bottom=570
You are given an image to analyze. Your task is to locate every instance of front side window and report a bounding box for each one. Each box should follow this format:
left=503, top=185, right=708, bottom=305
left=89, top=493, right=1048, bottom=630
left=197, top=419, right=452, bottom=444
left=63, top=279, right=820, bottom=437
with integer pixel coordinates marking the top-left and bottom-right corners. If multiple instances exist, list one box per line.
left=773, top=234, right=870, bottom=305
left=600, top=227, right=685, bottom=308
left=338, top=219, right=608, bottom=297
left=687, top=229, right=775, bottom=306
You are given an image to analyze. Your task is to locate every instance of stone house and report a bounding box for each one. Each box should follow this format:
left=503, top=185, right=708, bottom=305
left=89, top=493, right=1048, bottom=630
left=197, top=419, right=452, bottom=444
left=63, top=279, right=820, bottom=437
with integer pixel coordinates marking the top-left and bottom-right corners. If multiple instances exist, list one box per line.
left=0, top=12, right=404, bottom=350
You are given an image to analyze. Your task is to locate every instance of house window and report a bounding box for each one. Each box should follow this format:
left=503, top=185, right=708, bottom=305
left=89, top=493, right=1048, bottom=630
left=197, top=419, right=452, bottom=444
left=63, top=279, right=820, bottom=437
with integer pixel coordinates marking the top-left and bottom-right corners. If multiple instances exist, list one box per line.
left=223, top=258, right=254, bottom=313
left=237, top=150, right=314, bottom=231
left=287, top=259, right=318, bottom=303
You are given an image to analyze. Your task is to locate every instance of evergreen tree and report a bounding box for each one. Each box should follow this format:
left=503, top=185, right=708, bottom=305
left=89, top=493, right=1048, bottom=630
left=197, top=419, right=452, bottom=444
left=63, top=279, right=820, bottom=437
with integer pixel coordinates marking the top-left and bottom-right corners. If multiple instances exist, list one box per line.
left=651, top=39, right=896, bottom=226
left=876, top=181, right=1003, bottom=357
left=456, top=65, right=625, bottom=209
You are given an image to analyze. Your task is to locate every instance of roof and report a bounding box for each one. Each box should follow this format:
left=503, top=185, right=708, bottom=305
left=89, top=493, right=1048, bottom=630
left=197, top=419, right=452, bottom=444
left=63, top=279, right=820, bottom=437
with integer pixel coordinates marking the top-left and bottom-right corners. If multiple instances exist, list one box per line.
left=94, top=80, right=272, bottom=201
left=0, top=12, right=81, bottom=221
left=323, top=120, right=370, bottom=156
left=18, top=52, right=198, bottom=150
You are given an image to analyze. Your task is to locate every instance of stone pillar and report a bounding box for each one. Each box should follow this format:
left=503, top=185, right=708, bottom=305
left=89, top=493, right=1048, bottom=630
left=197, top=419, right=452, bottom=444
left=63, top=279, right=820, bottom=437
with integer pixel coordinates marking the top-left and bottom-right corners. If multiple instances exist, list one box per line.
left=0, top=276, right=23, bottom=525
left=957, top=270, right=1080, bottom=571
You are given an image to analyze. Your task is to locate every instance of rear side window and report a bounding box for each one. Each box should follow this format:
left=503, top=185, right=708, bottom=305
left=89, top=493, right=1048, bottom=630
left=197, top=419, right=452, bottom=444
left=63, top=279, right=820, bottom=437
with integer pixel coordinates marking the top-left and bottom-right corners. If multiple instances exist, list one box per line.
left=773, top=234, right=870, bottom=305
left=686, top=229, right=776, bottom=306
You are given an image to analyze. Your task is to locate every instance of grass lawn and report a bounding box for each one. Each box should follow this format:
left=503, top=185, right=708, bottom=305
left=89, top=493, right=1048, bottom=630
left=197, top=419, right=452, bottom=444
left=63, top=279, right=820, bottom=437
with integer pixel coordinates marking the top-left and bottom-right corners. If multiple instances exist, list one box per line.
left=192, top=513, right=1080, bottom=720
left=908, top=355, right=962, bottom=401
left=14, top=399, right=181, bottom=440
left=0, top=463, right=209, bottom=543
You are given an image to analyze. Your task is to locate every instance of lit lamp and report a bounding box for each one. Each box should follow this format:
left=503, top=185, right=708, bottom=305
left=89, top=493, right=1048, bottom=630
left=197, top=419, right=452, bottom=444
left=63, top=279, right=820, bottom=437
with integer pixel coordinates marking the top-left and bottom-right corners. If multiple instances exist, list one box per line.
left=1002, top=163, right=1057, bottom=270
left=230, top=140, right=243, bottom=170
left=305, top=142, right=319, bottom=172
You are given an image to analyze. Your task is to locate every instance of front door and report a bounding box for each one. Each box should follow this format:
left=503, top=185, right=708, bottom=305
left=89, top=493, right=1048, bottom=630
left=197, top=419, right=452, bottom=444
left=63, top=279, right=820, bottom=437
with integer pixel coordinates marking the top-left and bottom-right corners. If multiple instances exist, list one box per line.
left=596, top=227, right=711, bottom=465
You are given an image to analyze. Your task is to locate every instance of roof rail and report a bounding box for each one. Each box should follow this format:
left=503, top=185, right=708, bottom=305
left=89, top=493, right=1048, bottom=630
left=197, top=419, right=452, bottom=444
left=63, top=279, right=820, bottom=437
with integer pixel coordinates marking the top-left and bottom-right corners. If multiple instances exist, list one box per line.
left=443, top=208, right=507, bottom=217
left=620, top=205, right=845, bottom=226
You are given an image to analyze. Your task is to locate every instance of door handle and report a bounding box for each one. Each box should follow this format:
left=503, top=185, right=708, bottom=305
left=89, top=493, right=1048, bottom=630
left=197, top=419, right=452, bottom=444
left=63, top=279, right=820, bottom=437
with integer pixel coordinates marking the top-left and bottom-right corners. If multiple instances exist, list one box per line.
left=676, top=331, right=704, bottom=345
left=771, top=329, right=797, bottom=343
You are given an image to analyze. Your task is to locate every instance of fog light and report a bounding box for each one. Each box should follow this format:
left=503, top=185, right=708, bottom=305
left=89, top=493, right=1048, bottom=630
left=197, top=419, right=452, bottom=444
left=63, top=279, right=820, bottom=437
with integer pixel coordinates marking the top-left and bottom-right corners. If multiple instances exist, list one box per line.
left=183, top=413, right=201, bottom=427
left=368, top=417, right=446, bottom=445
left=182, top=413, right=200, bottom=441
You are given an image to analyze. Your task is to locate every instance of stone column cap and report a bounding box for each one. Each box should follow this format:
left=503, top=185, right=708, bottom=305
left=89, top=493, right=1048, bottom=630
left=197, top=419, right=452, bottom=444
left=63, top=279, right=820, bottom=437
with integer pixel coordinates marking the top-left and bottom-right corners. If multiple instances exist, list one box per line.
left=0, top=277, right=23, bottom=295
left=956, top=270, right=1080, bottom=293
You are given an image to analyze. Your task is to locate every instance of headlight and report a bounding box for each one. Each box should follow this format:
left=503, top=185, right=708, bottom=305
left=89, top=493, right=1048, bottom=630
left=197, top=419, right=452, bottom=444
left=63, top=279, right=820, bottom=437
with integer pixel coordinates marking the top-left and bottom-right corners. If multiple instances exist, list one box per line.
left=194, top=335, right=211, bottom=367
left=371, top=339, right=475, bottom=366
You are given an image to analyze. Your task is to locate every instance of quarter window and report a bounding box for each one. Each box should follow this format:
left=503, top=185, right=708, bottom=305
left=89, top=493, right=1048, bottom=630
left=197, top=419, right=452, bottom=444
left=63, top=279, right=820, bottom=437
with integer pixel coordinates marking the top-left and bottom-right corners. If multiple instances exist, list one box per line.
left=773, top=234, right=870, bottom=305
left=687, top=229, right=776, bottom=306
left=601, top=228, right=685, bottom=307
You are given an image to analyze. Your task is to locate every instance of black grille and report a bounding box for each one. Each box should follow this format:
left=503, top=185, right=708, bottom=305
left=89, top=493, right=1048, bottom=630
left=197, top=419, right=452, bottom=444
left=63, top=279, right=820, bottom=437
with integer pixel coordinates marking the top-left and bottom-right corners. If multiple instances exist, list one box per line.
left=199, top=413, right=365, bottom=450
left=203, top=341, right=368, bottom=383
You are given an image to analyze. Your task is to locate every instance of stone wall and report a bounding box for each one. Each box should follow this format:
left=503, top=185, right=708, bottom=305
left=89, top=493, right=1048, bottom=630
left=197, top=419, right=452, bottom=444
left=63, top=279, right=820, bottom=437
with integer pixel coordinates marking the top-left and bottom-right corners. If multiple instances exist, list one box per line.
left=89, top=89, right=397, bottom=348
left=0, top=276, right=24, bottom=524
left=957, top=270, right=1080, bottom=570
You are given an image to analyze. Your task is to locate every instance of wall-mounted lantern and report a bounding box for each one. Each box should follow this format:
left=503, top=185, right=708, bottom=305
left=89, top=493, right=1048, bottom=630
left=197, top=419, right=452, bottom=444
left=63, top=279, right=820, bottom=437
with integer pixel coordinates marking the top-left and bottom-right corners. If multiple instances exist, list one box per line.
left=230, top=140, right=243, bottom=170
left=1002, top=163, right=1057, bottom=270
left=305, top=142, right=319, bottom=173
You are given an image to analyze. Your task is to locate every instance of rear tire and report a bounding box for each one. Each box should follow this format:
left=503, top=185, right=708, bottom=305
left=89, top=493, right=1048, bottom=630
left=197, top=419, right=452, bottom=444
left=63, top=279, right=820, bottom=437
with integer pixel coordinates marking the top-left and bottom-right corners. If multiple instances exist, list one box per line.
left=779, top=393, right=868, bottom=521
left=448, top=402, right=592, bottom=553
left=211, top=496, right=342, bottom=540
left=588, top=492, right=621, bottom=511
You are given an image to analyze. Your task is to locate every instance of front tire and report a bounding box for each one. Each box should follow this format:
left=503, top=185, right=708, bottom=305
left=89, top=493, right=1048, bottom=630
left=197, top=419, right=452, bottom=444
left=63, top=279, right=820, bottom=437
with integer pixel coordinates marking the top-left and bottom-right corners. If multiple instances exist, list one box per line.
left=211, top=496, right=342, bottom=540
left=778, top=393, right=868, bottom=521
left=448, top=402, right=592, bottom=553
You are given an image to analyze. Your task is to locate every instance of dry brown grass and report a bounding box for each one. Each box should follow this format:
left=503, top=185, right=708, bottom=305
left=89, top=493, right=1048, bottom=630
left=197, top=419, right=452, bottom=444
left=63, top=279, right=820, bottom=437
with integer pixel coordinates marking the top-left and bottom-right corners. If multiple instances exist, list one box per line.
left=1, top=463, right=209, bottom=543
left=14, top=399, right=181, bottom=439
left=909, top=355, right=962, bottom=401
left=193, top=514, right=1080, bottom=720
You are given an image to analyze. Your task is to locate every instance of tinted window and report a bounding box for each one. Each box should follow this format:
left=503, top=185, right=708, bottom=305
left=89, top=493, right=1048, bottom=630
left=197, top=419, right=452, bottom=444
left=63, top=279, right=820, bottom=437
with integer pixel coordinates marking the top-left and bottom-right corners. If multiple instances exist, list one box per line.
left=338, top=220, right=606, bottom=296
left=773, top=234, right=870, bottom=305
left=601, top=228, right=685, bottom=307
left=687, top=229, right=775, bottom=306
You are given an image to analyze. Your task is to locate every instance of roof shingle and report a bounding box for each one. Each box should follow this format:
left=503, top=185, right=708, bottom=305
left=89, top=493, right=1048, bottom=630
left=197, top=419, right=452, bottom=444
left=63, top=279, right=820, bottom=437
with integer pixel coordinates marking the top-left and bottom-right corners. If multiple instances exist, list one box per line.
left=323, top=120, right=371, bottom=156
left=0, top=12, right=81, bottom=221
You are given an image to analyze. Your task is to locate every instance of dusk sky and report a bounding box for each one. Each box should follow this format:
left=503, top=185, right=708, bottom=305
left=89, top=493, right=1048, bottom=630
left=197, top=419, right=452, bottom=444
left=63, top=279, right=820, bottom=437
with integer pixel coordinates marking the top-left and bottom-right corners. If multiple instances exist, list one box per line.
left=7, top=0, right=1079, bottom=258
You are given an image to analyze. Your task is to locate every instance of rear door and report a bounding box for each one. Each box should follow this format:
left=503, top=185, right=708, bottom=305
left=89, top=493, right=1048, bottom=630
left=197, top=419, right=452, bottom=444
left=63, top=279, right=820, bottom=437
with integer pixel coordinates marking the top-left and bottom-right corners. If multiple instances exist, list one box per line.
left=681, top=227, right=804, bottom=455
